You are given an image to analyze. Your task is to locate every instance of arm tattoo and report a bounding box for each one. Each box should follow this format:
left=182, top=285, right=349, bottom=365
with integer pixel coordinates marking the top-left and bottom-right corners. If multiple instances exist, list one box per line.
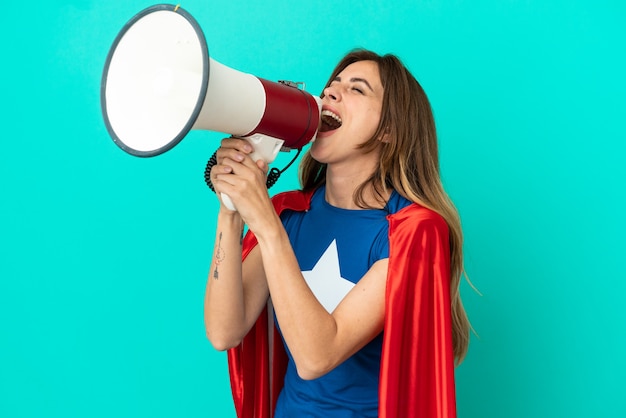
left=213, top=232, right=225, bottom=279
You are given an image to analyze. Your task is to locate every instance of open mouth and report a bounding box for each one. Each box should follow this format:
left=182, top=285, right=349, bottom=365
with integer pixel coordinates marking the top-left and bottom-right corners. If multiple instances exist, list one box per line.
left=319, top=109, right=342, bottom=133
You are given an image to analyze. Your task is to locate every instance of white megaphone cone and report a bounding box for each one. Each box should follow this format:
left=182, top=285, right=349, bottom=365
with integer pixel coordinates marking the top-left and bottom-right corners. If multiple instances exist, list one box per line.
left=101, top=4, right=322, bottom=210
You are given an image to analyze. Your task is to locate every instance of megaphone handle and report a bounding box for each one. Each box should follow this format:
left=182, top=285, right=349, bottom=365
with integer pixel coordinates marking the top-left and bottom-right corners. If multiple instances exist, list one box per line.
left=244, top=134, right=285, bottom=163
left=218, top=134, right=285, bottom=212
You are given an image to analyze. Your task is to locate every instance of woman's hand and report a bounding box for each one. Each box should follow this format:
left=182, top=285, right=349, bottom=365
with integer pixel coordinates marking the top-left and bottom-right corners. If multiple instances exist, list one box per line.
left=210, top=137, right=258, bottom=210
left=210, top=137, right=278, bottom=235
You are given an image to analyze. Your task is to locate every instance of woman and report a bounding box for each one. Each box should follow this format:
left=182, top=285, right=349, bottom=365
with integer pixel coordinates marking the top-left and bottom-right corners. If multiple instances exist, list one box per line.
left=205, top=49, right=470, bottom=418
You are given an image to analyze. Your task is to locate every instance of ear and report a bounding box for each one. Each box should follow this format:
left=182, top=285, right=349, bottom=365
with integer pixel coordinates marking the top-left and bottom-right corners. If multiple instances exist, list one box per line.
left=379, top=127, right=391, bottom=143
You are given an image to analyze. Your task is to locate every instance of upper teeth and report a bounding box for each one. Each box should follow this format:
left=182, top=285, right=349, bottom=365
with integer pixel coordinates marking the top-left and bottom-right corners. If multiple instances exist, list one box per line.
left=322, top=109, right=342, bottom=124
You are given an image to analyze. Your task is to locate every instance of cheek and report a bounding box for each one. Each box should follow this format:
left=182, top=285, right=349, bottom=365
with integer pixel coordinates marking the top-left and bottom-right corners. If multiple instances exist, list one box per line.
left=361, top=110, right=382, bottom=135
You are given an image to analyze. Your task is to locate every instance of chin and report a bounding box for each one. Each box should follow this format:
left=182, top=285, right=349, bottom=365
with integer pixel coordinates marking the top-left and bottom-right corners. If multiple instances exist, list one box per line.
left=309, top=141, right=329, bottom=163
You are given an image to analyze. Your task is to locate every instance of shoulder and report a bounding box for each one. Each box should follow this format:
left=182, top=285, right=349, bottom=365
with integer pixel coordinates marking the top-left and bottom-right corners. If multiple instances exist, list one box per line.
left=385, top=192, right=444, bottom=226
left=389, top=203, right=447, bottom=225
left=270, top=189, right=316, bottom=213
left=386, top=204, right=451, bottom=270
left=387, top=203, right=449, bottom=243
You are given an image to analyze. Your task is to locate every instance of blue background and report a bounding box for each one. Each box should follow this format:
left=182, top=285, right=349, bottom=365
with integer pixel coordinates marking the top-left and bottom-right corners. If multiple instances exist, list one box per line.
left=1, top=1, right=625, bottom=417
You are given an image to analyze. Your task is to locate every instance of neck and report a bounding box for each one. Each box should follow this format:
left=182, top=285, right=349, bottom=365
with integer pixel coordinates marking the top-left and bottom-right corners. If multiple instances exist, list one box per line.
left=324, top=163, right=389, bottom=209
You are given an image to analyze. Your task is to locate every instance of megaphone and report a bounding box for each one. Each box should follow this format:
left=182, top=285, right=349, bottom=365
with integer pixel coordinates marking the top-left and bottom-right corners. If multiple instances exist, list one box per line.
left=101, top=4, right=322, bottom=210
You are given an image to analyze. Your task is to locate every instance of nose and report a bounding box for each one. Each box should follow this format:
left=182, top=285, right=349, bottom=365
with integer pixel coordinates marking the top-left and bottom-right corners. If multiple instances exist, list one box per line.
left=323, top=85, right=339, bottom=101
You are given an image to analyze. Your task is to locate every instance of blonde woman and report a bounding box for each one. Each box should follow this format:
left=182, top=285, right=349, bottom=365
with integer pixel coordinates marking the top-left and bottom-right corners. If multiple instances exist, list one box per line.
left=205, top=49, right=470, bottom=418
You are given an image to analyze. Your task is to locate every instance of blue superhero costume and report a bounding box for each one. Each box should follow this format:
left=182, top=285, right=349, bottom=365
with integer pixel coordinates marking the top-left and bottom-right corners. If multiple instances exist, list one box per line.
left=227, top=188, right=458, bottom=418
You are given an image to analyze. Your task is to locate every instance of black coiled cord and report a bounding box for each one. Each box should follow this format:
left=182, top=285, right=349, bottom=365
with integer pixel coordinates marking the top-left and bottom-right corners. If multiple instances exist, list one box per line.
left=204, top=148, right=301, bottom=192
left=204, top=151, right=218, bottom=192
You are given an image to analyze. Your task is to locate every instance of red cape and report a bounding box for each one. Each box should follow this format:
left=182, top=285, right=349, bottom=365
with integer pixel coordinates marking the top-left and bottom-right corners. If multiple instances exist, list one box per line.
left=227, top=189, right=457, bottom=418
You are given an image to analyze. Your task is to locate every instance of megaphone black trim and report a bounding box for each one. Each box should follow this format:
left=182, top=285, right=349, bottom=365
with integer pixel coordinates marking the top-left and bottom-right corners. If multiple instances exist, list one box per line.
left=100, top=4, right=209, bottom=157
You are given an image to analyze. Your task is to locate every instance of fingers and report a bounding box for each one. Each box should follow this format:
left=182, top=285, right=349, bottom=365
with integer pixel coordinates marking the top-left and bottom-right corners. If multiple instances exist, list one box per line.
left=216, top=137, right=252, bottom=165
left=211, top=138, right=248, bottom=184
left=215, top=137, right=251, bottom=170
left=210, top=137, right=267, bottom=199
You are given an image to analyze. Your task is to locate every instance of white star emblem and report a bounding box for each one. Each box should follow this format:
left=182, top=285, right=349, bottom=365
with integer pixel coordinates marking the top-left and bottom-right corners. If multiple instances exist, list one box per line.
left=302, top=240, right=355, bottom=313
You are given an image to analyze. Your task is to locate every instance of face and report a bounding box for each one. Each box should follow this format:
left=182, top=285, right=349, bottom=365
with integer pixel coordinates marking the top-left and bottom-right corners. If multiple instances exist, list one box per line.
left=311, top=60, right=384, bottom=168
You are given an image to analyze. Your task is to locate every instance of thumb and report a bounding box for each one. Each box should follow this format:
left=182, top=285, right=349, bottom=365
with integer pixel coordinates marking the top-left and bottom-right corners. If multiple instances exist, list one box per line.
left=256, top=160, right=269, bottom=173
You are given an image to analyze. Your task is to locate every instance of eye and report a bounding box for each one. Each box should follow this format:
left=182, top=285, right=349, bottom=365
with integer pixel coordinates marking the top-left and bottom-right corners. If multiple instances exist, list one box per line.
left=352, top=86, right=364, bottom=94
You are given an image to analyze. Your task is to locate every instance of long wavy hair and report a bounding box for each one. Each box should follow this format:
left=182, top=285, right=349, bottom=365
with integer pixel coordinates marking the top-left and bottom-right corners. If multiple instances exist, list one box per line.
left=299, top=49, right=470, bottom=363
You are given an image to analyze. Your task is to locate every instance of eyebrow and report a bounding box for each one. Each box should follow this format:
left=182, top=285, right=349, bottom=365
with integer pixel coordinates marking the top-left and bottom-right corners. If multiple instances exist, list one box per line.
left=333, top=76, right=375, bottom=92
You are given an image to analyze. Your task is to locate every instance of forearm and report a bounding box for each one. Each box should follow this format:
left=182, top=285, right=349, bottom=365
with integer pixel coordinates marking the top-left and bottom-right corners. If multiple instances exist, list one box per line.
left=254, top=217, right=339, bottom=376
left=204, top=211, right=247, bottom=350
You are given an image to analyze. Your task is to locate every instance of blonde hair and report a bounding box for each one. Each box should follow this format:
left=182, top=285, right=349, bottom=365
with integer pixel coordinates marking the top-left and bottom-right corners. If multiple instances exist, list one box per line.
left=300, top=49, right=470, bottom=363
